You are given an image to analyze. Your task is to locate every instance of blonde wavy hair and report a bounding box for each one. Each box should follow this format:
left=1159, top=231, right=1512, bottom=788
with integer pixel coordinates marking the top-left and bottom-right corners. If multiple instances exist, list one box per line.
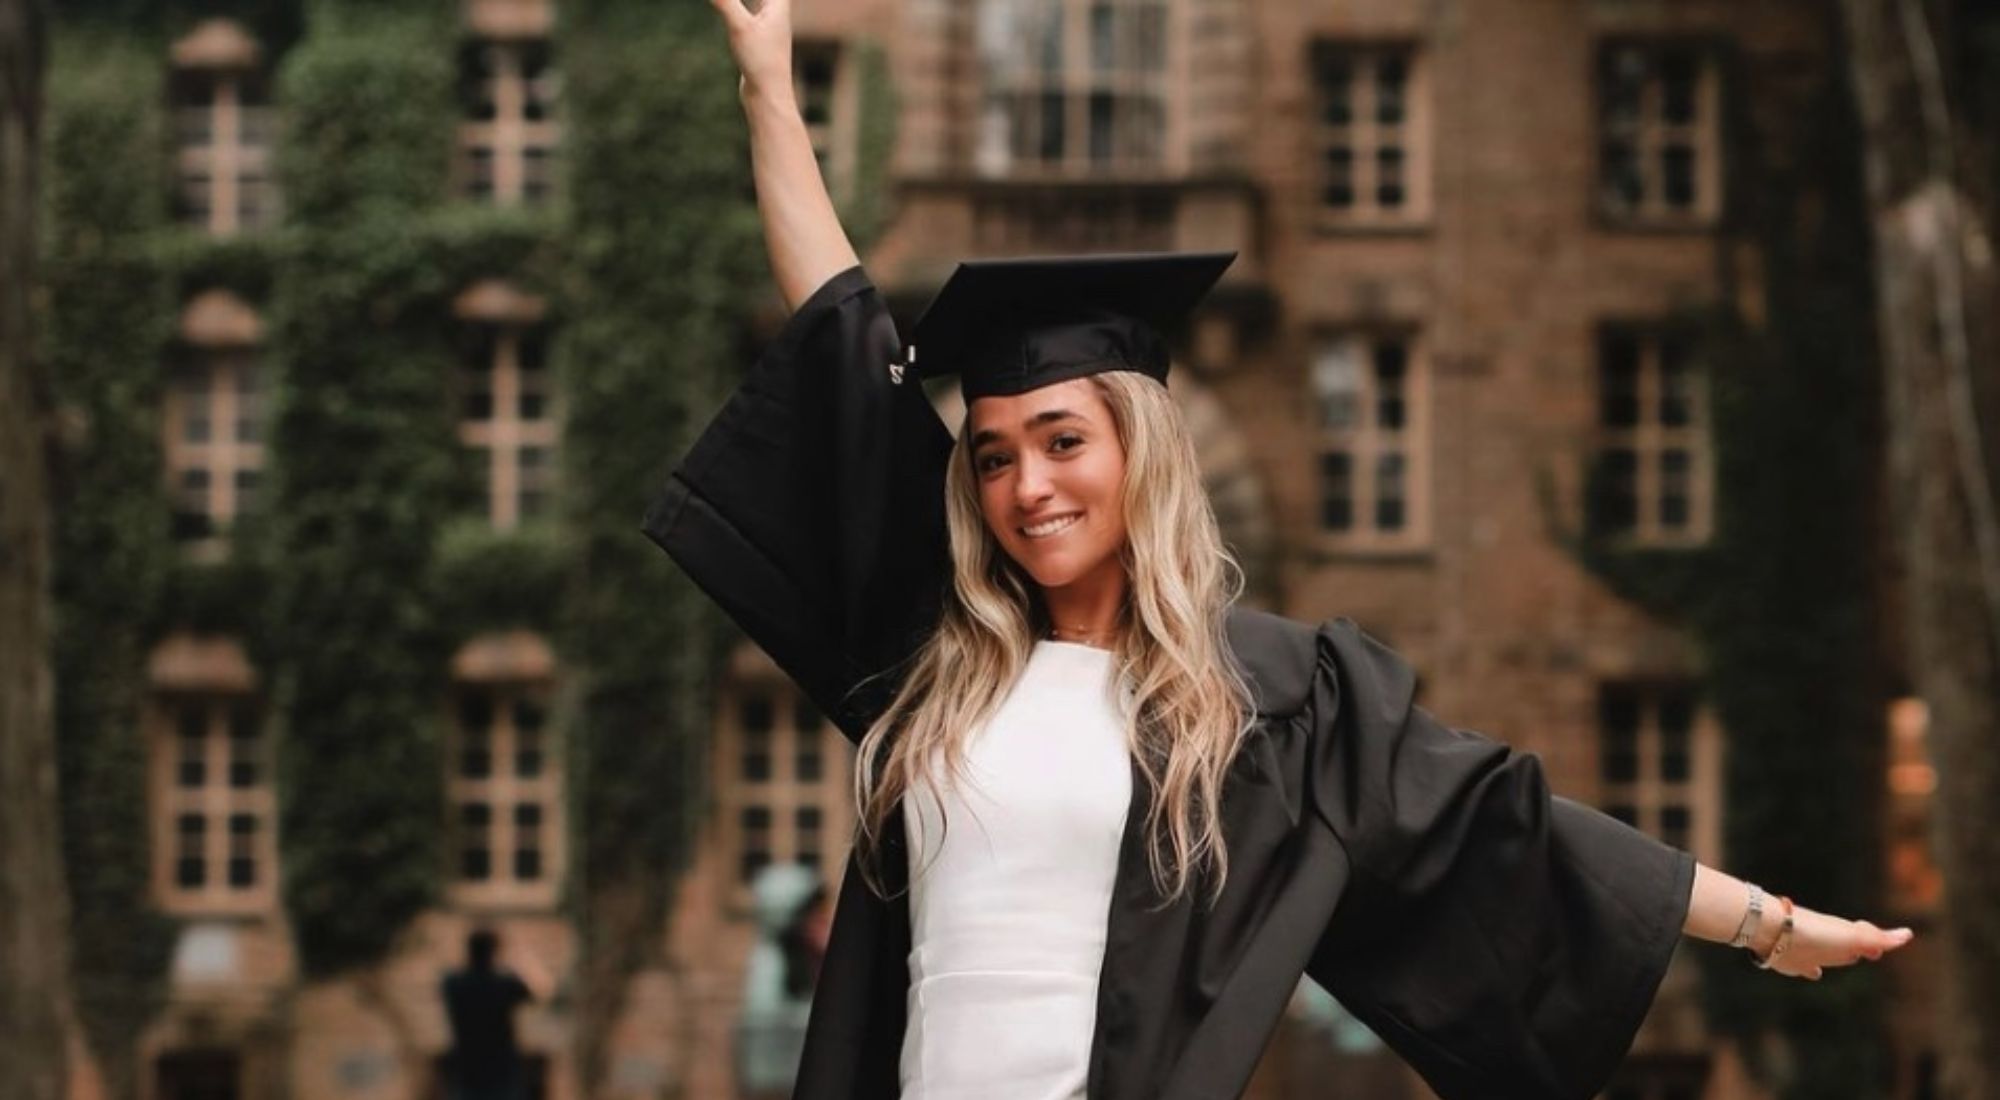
left=851, top=370, right=1255, bottom=908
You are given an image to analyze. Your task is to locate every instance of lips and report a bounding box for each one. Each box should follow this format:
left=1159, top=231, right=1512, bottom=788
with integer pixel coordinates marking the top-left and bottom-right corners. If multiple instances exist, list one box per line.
left=1020, top=512, right=1082, bottom=539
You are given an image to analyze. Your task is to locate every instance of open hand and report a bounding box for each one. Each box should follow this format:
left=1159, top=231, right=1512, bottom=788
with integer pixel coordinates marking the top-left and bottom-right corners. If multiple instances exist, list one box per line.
left=709, top=0, right=796, bottom=103
left=1761, top=904, right=1915, bottom=980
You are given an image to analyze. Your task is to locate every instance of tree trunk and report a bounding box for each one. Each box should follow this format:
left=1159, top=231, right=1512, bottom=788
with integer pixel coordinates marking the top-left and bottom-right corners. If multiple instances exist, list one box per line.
left=0, top=1, right=78, bottom=1098
left=1838, top=1, right=2000, bottom=1096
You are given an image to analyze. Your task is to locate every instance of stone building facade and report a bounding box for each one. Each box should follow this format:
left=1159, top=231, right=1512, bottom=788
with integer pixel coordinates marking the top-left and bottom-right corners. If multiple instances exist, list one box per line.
left=87, top=1, right=1943, bottom=1099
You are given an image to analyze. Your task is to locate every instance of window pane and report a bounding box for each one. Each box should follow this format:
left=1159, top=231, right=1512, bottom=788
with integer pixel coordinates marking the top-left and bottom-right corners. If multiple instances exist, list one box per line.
left=516, top=728, right=544, bottom=780
left=227, top=813, right=257, bottom=887
left=1660, top=449, right=1692, bottom=530
left=179, top=369, right=215, bottom=443
left=1375, top=55, right=1407, bottom=124
left=1133, top=4, right=1166, bottom=73
left=177, top=813, right=207, bottom=888
left=460, top=802, right=492, bottom=880
left=1090, top=2, right=1116, bottom=71
left=514, top=802, right=542, bottom=880
left=1319, top=452, right=1353, bottom=531
left=1660, top=50, right=1698, bottom=124
left=1323, top=145, right=1355, bottom=208
left=236, top=361, right=263, bottom=443
left=1039, top=91, right=1066, bottom=162
left=1660, top=335, right=1695, bottom=426
left=1601, top=139, right=1643, bottom=211
left=459, top=700, right=493, bottom=779
left=458, top=40, right=498, bottom=121
left=1599, top=684, right=1641, bottom=783
left=178, top=702, right=208, bottom=787
left=1589, top=448, right=1639, bottom=535
left=740, top=805, right=772, bottom=884
left=228, top=701, right=258, bottom=788
left=797, top=741, right=823, bottom=784
left=1090, top=91, right=1115, bottom=162
left=1376, top=145, right=1406, bottom=208
left=1318, top=55, right=1353, bottom=125
left=1374, top=452, right=1406, bottom=531
left=1598, top=331, right=1642, bottom=427
left=743, top=726, right=773, bottom=783
left=1659, top=686, right=1695, bottom=781
left=1311, top=341, right=1363, bottom=430
left=1662, top=144, right=1696, bottom=208
left=1373, top=341, right=1407, bottom=429
left=1660, top=805, right=1691, bottom=849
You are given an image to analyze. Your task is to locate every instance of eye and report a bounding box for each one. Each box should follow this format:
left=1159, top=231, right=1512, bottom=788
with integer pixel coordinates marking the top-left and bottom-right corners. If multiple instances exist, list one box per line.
left=1050, top=433, right=1084, bottom=453
left=975, top=451, right=1011, bottom=474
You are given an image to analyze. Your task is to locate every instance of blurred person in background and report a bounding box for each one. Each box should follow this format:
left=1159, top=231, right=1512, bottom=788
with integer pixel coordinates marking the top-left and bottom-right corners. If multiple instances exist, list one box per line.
left=441, top=927, right=551, bottom=1100
left=640, top=2, right=1920, bottom=1097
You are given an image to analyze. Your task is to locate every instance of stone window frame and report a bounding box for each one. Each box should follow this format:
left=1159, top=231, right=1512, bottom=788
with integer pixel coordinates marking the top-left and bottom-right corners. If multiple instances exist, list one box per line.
left=1594, top=679, right=1722, bottom=867
left=453, top=280, right=559, bottom=530
left=1307, top=39, right=1431, bottom=231
left=714, top=644, right=857, bottom=916
left=974, top=0, right=1184, bottom=179
left=1594, top=38, right=1725, bottom=229
left=455, top=16, right=561, bottom=207
left=795, top=37, right=860, bottom=206
left=1307, top=327, right=1432, bottom=553
left=169, top=18, right=281, bottom=235
left=445, top=631, right=564, bottom=911
left=164, top=290, right=268, bottom=556
left=1587, top=322, right=1713, bottom=547
left=148, top=635, right=277, bottom=916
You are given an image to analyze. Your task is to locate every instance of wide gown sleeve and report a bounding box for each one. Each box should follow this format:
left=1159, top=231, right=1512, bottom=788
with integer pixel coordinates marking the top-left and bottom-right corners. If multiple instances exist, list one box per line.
left=1303, top=618, right=1697, bottom=1100
left=639, top=265, right=955, bottom=743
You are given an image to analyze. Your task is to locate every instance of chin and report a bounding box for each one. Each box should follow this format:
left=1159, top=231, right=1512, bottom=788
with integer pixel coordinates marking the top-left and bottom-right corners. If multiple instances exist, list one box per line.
left=1009, top=547, right=1111, bottom=590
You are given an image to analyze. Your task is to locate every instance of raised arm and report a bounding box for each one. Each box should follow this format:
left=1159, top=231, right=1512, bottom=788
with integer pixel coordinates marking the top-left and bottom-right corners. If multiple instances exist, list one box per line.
left=709, top=0, right=860, bottom=310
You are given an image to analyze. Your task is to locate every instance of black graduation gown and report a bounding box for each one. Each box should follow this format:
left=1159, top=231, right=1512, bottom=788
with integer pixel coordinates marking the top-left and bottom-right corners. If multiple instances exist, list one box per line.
left=641, top=264, right=1698, bottom=1100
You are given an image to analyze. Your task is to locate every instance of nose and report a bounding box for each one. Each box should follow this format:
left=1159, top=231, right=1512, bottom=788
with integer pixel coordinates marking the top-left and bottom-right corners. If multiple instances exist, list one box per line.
left=1013, top=452, right=1055, bottom=513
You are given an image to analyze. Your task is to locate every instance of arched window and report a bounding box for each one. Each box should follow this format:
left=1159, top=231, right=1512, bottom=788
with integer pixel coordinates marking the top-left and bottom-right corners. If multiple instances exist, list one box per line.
left=168, top=19, right=280, bottom=234
left=453, top=280, right=559, bottom=528
left=148, top=634, right=275, bottom=915
left=447, top=631, right=564, bottom=910
left=166, top=290, right=267, bottom=551
left=457, top=0, right=560, bottom=205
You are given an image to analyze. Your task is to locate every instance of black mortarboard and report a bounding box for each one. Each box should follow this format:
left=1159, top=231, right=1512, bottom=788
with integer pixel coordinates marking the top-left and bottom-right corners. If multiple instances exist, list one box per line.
left=900, top=251, right=1237, bottom=400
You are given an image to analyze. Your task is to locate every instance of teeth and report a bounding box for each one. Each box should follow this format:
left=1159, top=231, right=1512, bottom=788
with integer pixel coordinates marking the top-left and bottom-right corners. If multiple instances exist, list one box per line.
left=1022, top=514, right=1080, bottom=538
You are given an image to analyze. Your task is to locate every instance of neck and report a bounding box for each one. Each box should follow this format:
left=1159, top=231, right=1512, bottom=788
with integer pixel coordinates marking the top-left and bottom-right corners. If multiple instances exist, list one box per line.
left=1041, top=556, right=1127, bottom=644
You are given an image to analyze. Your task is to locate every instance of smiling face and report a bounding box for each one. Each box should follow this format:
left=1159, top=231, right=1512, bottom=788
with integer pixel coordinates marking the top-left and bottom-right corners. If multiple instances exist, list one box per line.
left=966, top=377, right=1130, bottom=593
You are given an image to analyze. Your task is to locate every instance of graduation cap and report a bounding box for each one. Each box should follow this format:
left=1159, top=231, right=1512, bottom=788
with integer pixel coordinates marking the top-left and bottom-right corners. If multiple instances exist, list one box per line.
left=899, top=251, right=1237, bottom=400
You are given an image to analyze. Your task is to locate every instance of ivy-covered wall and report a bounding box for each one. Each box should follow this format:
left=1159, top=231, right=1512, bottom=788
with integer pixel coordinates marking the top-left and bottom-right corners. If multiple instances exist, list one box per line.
left=555, top=1, right=764, bottom=1089
left=1559, top=28, right=1895, bottom=1100
left=45, top=0, right=816, bottom=1090
left=44, top=31, right=180, bottom=1100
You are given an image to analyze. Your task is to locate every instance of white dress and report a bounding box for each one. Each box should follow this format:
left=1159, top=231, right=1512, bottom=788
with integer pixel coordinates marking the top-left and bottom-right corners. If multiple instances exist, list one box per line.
left=899, top=640, right=1135, bottom=1100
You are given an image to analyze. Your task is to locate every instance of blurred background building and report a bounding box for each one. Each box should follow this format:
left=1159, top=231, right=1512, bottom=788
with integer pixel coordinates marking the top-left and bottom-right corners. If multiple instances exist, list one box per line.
left=40, top=0, right=1947, bottom=1098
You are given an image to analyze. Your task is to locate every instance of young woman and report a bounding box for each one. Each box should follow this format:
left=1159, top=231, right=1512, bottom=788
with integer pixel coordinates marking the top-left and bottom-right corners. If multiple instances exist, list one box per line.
left=643, top=2, right=1918, bottom=1097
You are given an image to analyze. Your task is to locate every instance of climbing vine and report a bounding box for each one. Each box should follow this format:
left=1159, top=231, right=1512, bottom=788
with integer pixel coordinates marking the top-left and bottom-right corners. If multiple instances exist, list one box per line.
left=43, top=32, right=180, bottom=1100
left=1550, top=33, right=1893, bottom=1100
left=555, top=1, right=766, bottom=1090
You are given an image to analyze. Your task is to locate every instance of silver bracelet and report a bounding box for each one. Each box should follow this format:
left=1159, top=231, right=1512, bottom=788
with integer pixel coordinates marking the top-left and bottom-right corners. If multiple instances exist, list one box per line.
left=1729, top=883, right=1764, bottom=949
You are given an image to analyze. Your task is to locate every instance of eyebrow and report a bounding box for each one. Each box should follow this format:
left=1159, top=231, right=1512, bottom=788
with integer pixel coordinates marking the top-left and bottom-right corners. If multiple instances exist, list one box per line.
left=969, top=408, right=1084, bottom=451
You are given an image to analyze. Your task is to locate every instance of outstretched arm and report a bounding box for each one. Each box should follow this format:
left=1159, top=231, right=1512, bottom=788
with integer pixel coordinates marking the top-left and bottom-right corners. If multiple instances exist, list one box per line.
left=709, top=0, right=861, bottom=310
left=1682, top=861, right=1915, bottom=980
